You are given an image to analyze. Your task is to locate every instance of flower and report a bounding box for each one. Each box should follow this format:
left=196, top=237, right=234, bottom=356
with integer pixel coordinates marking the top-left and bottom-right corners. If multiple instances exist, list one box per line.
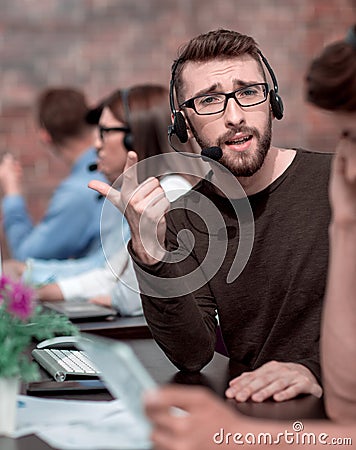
left=0, top=275, right=78, bottom=381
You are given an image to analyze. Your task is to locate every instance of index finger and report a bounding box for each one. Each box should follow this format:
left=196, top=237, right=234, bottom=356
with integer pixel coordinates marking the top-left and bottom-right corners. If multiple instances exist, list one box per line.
left=88, top=179, right=122, bottom=211
left=121, top=151, right=139, bottom=192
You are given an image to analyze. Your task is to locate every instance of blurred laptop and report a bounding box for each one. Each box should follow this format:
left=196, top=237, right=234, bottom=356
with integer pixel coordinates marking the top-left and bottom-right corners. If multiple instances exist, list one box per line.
left=42, top=300, right=118, bottom=321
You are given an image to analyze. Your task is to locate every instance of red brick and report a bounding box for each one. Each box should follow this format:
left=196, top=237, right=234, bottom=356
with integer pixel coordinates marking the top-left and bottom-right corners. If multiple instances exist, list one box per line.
left=0, top=0, right=354, bottom=247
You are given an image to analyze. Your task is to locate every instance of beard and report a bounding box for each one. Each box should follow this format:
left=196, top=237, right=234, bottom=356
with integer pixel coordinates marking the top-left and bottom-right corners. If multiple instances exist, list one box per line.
left=189, top=114, right=272, bottom=177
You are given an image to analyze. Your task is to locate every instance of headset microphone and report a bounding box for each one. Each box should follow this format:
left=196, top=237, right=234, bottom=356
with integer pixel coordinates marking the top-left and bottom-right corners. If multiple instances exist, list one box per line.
left=87, top=162, right=103, bottom=199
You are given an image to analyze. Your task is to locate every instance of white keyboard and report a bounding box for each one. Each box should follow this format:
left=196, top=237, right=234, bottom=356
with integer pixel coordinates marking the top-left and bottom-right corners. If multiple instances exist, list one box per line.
left=32, top=348, right=100, bottom=382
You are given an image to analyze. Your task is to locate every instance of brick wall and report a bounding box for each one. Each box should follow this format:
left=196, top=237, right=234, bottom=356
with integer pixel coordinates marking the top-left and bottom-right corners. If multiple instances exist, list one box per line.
left=0, top=0, right=355, bottom=256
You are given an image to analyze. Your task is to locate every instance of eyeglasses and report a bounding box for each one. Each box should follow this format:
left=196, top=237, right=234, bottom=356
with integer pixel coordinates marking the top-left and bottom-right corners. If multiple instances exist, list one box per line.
left=99, top=126, right=130, bottom=141
left=180, top=83, right=269, bottom=116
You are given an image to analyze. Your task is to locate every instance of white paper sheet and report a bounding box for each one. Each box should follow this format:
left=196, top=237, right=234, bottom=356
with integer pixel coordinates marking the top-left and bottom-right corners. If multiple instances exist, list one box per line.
left=14, top=395, right=151, bottom=449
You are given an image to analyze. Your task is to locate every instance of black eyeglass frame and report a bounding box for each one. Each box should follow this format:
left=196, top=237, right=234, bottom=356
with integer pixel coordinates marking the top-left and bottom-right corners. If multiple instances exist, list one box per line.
left=99, top=126, right=130, bottom=141
left=179, top=82, right=269, bottom=116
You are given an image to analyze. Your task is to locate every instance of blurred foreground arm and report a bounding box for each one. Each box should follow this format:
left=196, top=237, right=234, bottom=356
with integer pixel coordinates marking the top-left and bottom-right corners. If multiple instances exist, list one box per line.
left=322, top=138, right=356, bottom=423
left=145, top=385, right=355, bottom=450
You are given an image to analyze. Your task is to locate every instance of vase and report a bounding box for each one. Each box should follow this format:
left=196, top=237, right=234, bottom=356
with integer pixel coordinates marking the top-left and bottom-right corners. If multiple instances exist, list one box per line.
left=0, top=377, right=20, bottom=436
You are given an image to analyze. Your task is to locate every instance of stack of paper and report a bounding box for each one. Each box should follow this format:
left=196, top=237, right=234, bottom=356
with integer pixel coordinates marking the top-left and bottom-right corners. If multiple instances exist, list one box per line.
left=14, top=395, right=151, bottom=449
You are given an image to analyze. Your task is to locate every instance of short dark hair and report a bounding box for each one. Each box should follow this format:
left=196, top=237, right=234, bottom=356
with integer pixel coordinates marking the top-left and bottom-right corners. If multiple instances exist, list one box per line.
left=306, top=33, right=356, bottom=112
left=172, top=29, right=264, bottom=103
left=37, top=87, right=91, bottom=144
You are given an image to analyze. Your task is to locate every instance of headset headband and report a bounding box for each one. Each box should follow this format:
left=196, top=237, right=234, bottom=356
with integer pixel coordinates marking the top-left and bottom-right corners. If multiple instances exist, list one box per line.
left=256, top=50, right=280, bottom=94
left=120, top=88, right=134, bottom=151
left=169, top=59, right=181, bottom=116
left=169, top=49, right=283, bottom=120
left=121, top=88, right=131, bottom=126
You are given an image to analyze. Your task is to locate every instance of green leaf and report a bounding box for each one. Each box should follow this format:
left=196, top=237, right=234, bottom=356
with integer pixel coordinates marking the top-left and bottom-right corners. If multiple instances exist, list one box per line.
left=0, top=279, right=79, bottom=380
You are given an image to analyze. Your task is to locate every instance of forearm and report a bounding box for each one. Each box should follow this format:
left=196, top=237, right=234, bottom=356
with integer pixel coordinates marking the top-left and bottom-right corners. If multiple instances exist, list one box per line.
left=23, top=254, right=104, bottom=286
left=110, top=257, right=143, bottom=316
left=322, top=222, right=356, bottom=422
left=36, top=283, right=64, bottom=301
left=131, top=244, right=217, bottom=371
left=2, top=195, right=33, bottom=259
left=58, top=268, right=116, bottom=301
left=142, top=294, right=216, bottom=372
left=37, top=268, right=116, bottom=303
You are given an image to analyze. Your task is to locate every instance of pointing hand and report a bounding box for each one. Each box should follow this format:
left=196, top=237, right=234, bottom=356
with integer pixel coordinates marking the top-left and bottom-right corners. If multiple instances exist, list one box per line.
left=89, top=151, right=170, bottom=265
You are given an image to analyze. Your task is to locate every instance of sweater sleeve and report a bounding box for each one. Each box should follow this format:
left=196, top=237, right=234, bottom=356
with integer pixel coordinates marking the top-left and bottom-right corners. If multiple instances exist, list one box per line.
left=129, top=212, right=218, bottom=372
left=57, top=266, right=117, bottom=301
left=110, top=255, right=143, bottom=317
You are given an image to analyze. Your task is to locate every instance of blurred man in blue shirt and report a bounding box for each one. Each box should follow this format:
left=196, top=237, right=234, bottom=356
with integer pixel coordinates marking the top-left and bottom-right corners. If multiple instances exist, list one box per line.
left=0, top=87, right=105, bottom=261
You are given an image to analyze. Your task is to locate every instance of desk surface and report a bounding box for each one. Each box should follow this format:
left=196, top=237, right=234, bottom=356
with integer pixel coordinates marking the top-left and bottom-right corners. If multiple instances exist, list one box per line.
left=1, top=339, right=326, bottom=450
left=76, top=314, right=152, bottom=340
left=1, top=339, right=229, bottom=450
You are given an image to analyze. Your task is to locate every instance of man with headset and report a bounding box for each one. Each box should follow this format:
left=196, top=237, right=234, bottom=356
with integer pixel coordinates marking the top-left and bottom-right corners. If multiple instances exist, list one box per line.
left=140, top=27, right=356, bottom=450
left=90, top=29, right=331, bottom=402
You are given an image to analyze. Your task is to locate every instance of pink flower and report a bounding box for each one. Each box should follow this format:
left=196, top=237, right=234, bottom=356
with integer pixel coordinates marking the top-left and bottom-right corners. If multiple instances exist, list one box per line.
left=0, top=275, right=10, bottom=291
left=4, top=279, right=35, bottom=321
left=0, top=276, right=11, bottom=307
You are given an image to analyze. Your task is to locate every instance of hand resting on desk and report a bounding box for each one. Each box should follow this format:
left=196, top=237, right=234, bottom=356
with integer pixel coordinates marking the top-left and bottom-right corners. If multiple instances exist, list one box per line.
left=225, top=361, right=322, bottom=403
left=89, top=295, right=112, bottom=307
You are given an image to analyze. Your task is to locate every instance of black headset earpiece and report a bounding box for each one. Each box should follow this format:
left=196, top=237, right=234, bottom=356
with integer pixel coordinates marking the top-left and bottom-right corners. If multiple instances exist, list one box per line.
left=169, top=59, right=189, bottom=143
left=121, top=88, right=134, bottom=151
left=269, top=90, right=284, bottom=120
left=257, top=50, right=284, bottom=120
left=173, top=111, right=189, bottom=143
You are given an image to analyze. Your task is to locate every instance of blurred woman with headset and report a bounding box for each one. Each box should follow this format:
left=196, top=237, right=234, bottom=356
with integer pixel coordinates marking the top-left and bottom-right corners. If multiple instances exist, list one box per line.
left=35, top=84, right=207, bottom=312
